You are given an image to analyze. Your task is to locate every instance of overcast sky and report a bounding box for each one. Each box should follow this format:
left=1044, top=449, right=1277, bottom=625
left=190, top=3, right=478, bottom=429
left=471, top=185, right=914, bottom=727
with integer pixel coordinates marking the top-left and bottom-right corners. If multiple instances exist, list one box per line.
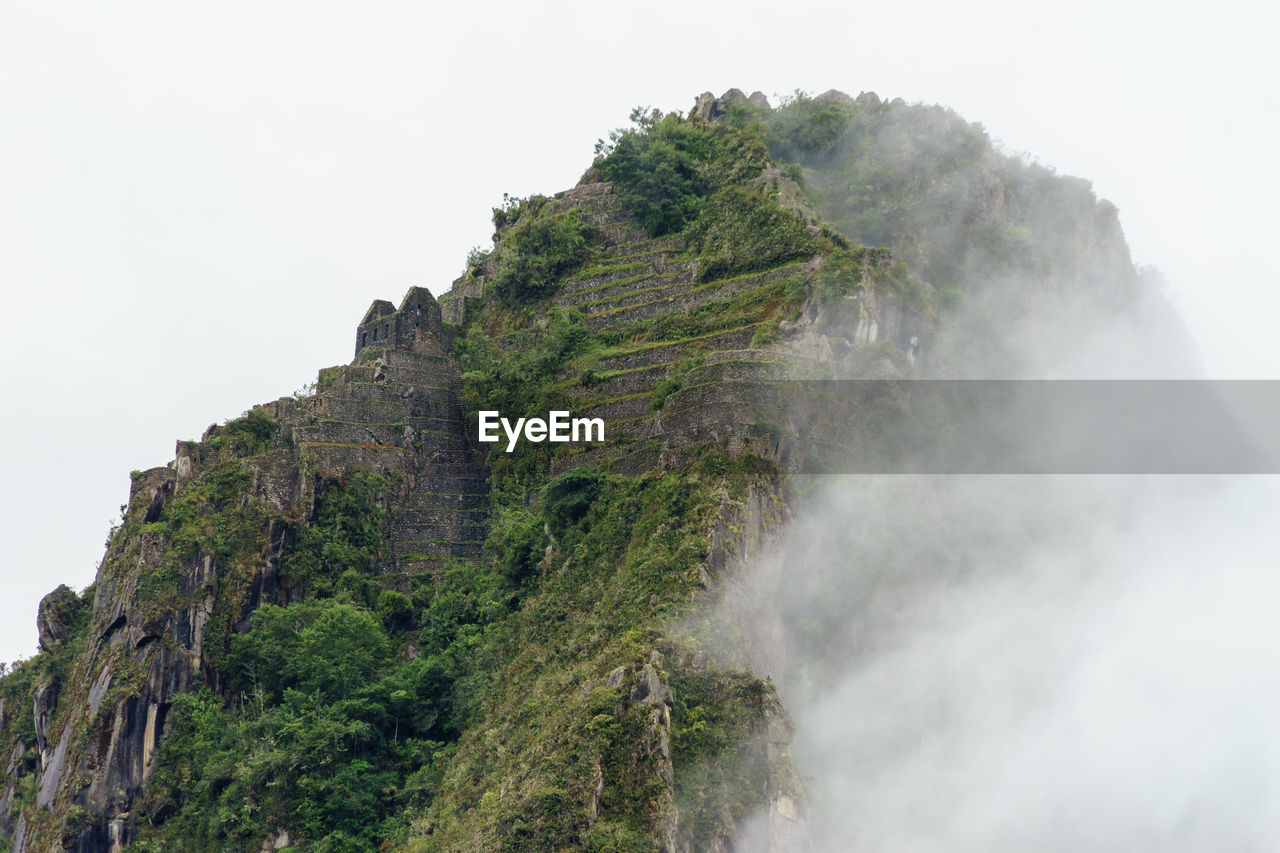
left=1, top=0, right=1277, bottom=664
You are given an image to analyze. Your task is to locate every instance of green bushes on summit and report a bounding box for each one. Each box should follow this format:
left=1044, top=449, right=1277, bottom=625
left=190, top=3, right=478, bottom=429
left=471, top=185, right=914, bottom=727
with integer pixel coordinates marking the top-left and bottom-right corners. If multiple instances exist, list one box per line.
left=595, top=108, right=772, bottom=239
left=596, top=108, right=822, bottom=282
left=489, top=207, right=598, bottom=303
left=757, top=90, right=856, bottom=162
left=596, top=111, right=714, bottom=236
left=745, top=89, right=1108, bottom=298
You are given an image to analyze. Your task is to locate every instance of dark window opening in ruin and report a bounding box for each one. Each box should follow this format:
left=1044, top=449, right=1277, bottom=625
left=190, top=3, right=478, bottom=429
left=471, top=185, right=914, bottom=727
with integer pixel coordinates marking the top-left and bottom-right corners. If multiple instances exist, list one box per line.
left=362, top=332, right=368, bottom=347
left=372, top=327, right=378, bottom=342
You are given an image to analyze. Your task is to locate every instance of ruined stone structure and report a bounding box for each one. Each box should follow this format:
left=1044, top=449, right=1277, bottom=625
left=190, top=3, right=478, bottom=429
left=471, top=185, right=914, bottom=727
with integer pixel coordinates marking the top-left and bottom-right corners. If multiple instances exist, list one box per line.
left=353, top=286, right=450, bottom=359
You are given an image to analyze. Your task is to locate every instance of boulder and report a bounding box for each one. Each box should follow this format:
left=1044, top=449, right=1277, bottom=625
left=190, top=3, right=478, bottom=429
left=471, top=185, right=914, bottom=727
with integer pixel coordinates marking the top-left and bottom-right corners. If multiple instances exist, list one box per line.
left=37, top=585, right=78, bottom=652
left=815, top=89, right=856, bottom=107
left=690, top=91, right=717, bottom=121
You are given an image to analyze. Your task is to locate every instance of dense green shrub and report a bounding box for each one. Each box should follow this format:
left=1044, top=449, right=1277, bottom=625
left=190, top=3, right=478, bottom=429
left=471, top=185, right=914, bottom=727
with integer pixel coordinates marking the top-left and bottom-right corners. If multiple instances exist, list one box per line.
left=761, top=90, right=857, bottom=161
left=143, top=591, right=478, bottom=851
left=597, top=108, right=822, bottom=288
left=282, top=473, right=387, bottom=596
left=207, top=409, right=276, bottom=459
left=596, top=111, right=710, bottom=236
left=540, top=468, right=604, bottom=538
left=488, top=207, right=598, bottom=303
left=596, top=109, right=771, bottom=238
left=685, top=185, right=819, bottom=282
left=484, top=505, right=547, bottom=584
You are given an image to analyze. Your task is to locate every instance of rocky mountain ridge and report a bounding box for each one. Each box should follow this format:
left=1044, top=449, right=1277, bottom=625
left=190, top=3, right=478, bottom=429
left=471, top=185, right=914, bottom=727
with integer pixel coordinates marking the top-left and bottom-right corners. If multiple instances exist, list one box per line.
left=1, top=88, right=1182, bottom=853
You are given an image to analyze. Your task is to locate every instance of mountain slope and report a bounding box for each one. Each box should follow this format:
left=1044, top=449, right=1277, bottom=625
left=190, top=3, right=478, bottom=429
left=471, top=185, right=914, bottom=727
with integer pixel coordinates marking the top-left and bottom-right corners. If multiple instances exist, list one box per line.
left=0, top=89, right=1192, bottom=853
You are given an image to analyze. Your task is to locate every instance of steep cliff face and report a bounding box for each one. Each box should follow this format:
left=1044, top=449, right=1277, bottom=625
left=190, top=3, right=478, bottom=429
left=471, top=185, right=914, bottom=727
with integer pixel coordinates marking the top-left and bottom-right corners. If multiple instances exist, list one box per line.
left=0, top=88, right=1187, bottom=853
left=1, top=286, right=489, bottom=852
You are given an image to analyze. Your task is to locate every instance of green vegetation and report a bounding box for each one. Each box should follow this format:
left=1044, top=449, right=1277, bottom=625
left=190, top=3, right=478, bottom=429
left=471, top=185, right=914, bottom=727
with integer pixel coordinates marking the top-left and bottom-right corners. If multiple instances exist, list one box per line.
left=669, top=669, right=776, bottom=844
left=599, top=269, right=805, bottom=349
left=465, top=245, right=491, bottom=272
left=281, top=472, right=389, bottom=598
left=685, top=186, right=818, bottom=282
left=116, top=462, right=274, bottom=672
left=492, top=193, right=547, bottom=230
left=595, top=108, right=826, bottom=284
left=488, top=207, right=599, bottom=304
left=206, top=409, right=277, bottom=459
left=649, top=352, right=706, bottom=412
left=0, top=85, right=1150, bottom=853
left=141, top=594, right=463, bottom=852
left=811, top=245, right=950, bottom=314
left=410, top=456, right=781, bottom=852
left=459, top=306, right=592, bottom=495
left=540, top=468, right=604, bottom=537
left=121, top=444, right=780, bottom=853
left=129, top=465, right=517, bottom=851
left=731, top=89, right=1111, bottom=298
left=4, top=91, right=904, bottom=853
left=0, top=583, right=95, bottom=844
left=758, top=91, right=857, bottom=162
left=596, top=108, right=769, bottom=237
left=142, top=601, right=445, bottom=845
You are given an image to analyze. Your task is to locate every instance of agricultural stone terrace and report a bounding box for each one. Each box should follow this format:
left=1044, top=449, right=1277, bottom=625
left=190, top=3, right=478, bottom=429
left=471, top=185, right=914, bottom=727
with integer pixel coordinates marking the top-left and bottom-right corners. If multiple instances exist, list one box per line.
left=126, top=169, right=924, bottom=588
left=436, top=178, right=927, bottom=477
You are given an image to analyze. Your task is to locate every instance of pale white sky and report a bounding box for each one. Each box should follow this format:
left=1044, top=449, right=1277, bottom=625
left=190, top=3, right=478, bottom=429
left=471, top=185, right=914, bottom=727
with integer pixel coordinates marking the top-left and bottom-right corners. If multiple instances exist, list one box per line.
left=2, top=0, right=1277, bottom=663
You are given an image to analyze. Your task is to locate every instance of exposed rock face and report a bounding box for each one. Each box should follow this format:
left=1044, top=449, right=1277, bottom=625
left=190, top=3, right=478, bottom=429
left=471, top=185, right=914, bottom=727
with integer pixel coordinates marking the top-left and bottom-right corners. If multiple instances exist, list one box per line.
left=814, top=88, right=856, bottom=107
left=691, top=87, right=763, bottom=121
left=689, top=88, right=773, bottom=119
left=37, top=586, right=78, bottom=653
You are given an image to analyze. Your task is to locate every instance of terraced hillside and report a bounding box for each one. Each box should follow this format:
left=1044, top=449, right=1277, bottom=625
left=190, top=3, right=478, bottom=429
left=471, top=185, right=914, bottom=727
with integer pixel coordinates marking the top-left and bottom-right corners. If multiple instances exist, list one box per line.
left=440, top=174, right=929, bottom=481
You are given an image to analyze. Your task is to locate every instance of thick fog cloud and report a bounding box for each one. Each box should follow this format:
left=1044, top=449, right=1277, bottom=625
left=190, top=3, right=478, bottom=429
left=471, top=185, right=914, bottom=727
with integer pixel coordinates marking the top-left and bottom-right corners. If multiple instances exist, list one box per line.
left=716, top=475, right=1280, bottom=851
left=708, top=96, right=1279, bottom=847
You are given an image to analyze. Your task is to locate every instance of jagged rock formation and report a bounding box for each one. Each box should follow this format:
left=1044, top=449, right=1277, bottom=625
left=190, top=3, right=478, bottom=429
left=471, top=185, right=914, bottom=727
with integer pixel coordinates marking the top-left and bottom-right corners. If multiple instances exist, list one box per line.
left=1, top=88, right=1189, bottom=853
left=36, top=590, right=79, bottom=655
